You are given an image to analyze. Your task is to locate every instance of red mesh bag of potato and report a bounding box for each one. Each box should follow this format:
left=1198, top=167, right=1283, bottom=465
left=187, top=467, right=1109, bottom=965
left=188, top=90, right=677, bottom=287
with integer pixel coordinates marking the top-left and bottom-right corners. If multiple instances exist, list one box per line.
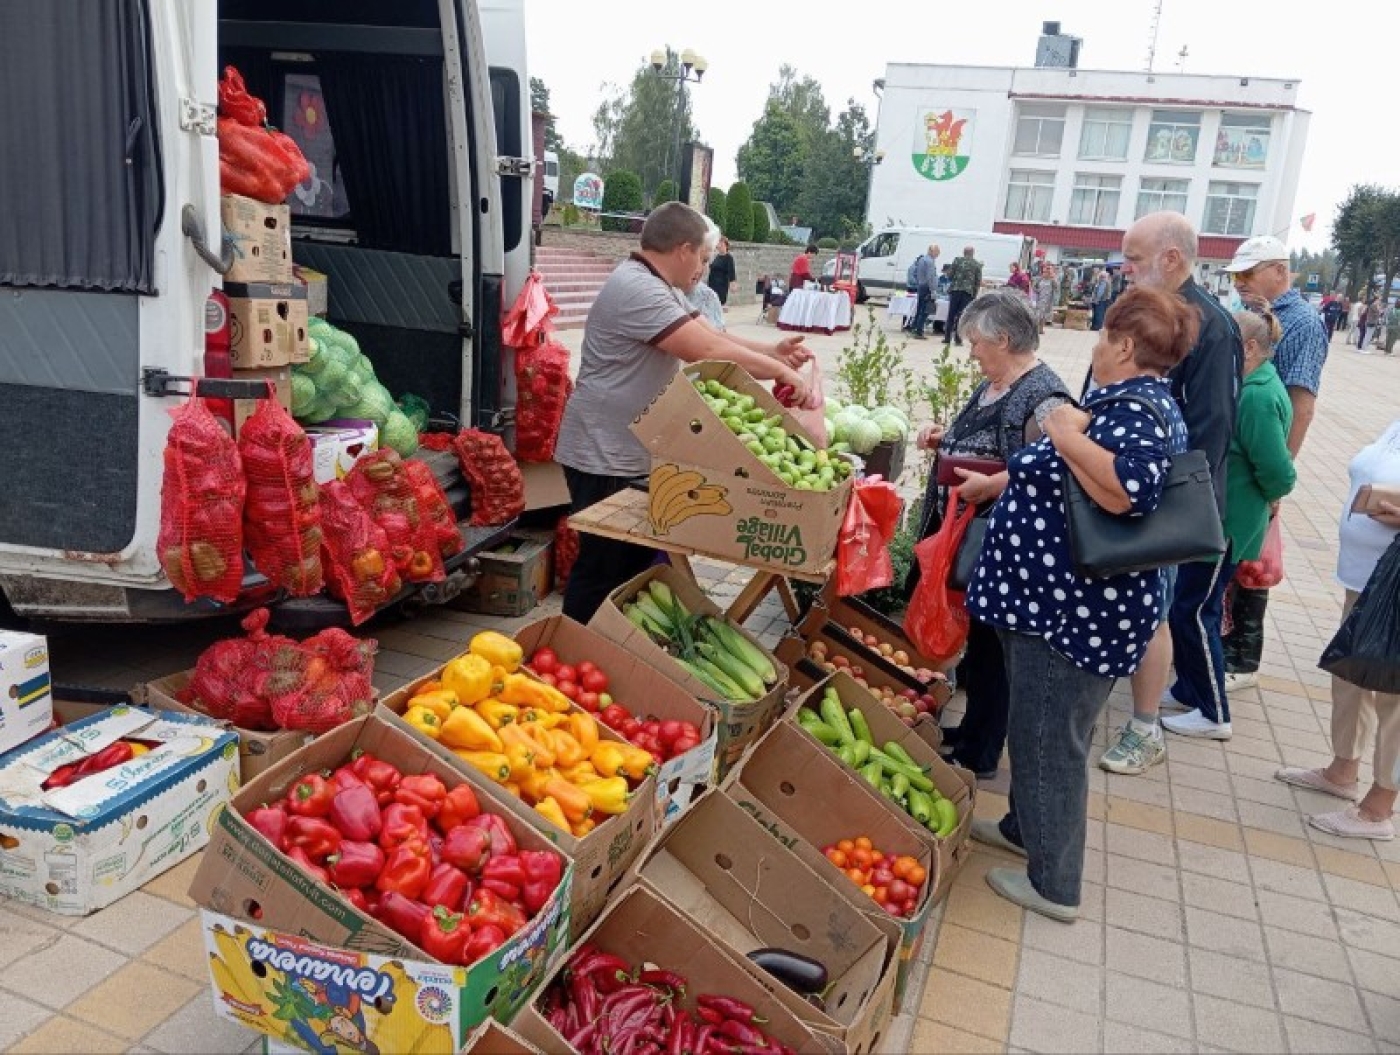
left=319, top=480, right=403, bottom=625
left=346, top=449, right=445, bottom=583
left=403, top=459, right=465, bottom=559
left=238, top=398, right=324, bottom=596
left=554, top=514, right=579, bottom=587
left=269, top=627, right=377, bottom=733
left=452, top=429, right=525, bottom=526
left=186, top=608, right=289, bottom=730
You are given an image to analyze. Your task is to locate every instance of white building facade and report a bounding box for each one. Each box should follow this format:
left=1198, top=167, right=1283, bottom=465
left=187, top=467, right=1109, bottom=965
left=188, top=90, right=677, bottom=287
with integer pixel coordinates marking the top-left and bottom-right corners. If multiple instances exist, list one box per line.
left=866, top=63, right=1311, bottom=274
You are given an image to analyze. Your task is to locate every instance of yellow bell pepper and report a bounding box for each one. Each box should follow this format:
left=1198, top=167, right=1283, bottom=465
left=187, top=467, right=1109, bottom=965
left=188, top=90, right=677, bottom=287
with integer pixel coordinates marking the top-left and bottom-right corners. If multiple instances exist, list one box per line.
left=579, top=775, right=631, bottom=816
left=406, top=690, right=456, bottom=722
left=497, top=673, right=570, bottom=713
left=590, top=741, right=628, bottom=780
left=415, top=679, right=444, bottom=695
left=549, top=728, right=586, bottom=769
left=500, top=782, right=523, bottom=799
left=504, top=742, right=536, bottom=782
left=441, top=653, right=497, bottom=707
left=514, top=707, right=565, bottom=729
left=469, top=631, right=523, bottom=673
left=571, top=816, right=597, bottom=838
left=569, top=711, right=599, bottom=754
left=535, top=795, right=569, bottom=831
left=560, top=760, right=599, bottom=784
left=453, top=749, right=510, bottom=783
left=520, top=766, right=559, bottom=802
left=474, top=699, right=519, bottom=730
left=616, top=743, right=659, bottom=782
left=439, top=706, right=503, bottom=752
left=403, top=705, right=444, bottom=740
left=543, top=777, right=594, bottom=823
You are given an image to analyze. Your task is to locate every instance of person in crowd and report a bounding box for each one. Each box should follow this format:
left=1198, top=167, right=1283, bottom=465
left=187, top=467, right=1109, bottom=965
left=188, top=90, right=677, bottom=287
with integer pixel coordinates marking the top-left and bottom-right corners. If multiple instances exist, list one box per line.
left=1275, top=419, right=1400, bottom=840
left=1219, top=310, right=1297, bottom=687
left=686, top=222, right=728, bottom=331
left=907, top=290, right=1072, bottom=779
left=555, top=202, right=812, bottom=622
left=943, top=246, right=984, bottom=346
left=1097, top=212, right=1241, bottom=774
left=1322, top=293, right=1345, bottom=339
left=1346, top=297, right=1361, bottom=335
left=788, top=244, right=818, bottom=293
left=937, top=263, right=952, bottom=297
left=1386, top=300, right=1400, bottom=356
left=1359, top=297, right=1381, bottom=351
left=705, top=236, right=737, bottom=307
left=1007, top=261, right=1031, bottom=298
left=1089, top=268, right=1112, bottom=330
left=908, top=243, right=940, bottom=339
left=1033, top=264, right=1058, bottom=333
left=968, top=287, right=1193, bottom=921
left=1062, top=263, right=1080, bottom=303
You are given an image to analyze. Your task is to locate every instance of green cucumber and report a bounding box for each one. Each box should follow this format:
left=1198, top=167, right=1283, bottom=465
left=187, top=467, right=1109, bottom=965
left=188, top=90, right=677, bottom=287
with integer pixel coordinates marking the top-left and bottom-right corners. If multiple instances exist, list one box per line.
left=882, top=741, right=918, bottom=767
left=891, top=772, right=910, bottom=801
left=819, top=692, right=856, bottom=744
left=836, top=743, right=859, bottom=767
left=933, top=797, right=959, bottom=838
left=859, top=761, right=883, bottom=789
left=798, top=717, right=842, bottom=747
left=848, top=708, right=874, bottom=746
left=850, top=739, right=871, bottom=766
left=907, top=788, right=935, bottom=826
left=869, top=749, right=935, bottom=792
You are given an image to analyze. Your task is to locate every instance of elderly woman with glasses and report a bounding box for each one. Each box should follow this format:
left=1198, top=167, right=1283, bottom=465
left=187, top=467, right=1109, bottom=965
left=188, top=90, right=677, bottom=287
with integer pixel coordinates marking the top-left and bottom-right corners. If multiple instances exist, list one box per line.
left=909, top=289, right=1072, bottom=779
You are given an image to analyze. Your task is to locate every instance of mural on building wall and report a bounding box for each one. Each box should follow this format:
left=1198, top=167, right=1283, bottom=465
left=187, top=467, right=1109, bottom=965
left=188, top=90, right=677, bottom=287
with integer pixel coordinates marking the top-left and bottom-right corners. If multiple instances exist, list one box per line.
left=1213, top=127, right=1268, bottom=169
left=912, top=108, right=975, bottom=182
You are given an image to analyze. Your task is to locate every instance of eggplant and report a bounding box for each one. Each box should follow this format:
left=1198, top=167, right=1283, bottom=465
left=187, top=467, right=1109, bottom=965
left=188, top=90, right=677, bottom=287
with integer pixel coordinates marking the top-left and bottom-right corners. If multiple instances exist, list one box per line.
left=745, top=947, right=828, bottom=994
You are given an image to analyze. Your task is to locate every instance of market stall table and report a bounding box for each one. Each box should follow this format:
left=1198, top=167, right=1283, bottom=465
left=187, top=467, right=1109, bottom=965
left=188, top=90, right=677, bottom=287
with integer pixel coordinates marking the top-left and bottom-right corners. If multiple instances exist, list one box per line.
left=777, top=288, right=853, bottom=334
left=569, top=487, right=834, bottom=623
left=887, top=293, right=917, bottom=324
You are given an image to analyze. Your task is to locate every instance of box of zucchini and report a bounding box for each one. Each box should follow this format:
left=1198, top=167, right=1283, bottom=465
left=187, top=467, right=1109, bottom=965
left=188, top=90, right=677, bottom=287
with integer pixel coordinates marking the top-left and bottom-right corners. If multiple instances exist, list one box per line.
left=630, top=362, right=855, bottom=576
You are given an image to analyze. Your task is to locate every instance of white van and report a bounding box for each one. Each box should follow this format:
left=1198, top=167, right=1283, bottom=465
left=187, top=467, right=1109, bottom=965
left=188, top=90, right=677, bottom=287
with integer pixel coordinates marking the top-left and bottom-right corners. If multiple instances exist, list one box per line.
left=840, top=228, right=1036, bottom=298
left=0, top=0, right=533, bottom=622
left=542, top=150, right=560, bottom=209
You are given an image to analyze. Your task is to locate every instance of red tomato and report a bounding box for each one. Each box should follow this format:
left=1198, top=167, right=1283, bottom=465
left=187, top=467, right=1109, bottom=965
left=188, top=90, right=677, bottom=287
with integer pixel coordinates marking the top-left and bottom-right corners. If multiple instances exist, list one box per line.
left=601, top=704, right=630, bottom=728
left=555, top=664, right=578, bottom=684
left=539, top=672, right=559, bottom=687
left=578, top=691, right=600, bottom=712
left=531, top=648, right=559, bottom=675
left=887, top=878, right=911, bottom=903
left=670, top=733, right=701, bottom=757
left=620, top=717, right=641, bottom=738
left=556, top=680, right=580, bottom=701
left=576, top=660, right=598, bottom=677
left=580, top=669, right=609, bottom=694
left=871, top=867, right=895, bottom=888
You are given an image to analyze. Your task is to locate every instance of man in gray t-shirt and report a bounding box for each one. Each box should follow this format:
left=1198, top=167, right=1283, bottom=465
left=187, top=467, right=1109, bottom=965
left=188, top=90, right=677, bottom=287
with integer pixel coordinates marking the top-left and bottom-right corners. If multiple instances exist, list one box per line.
left=556, top=202, right=814, bottom=621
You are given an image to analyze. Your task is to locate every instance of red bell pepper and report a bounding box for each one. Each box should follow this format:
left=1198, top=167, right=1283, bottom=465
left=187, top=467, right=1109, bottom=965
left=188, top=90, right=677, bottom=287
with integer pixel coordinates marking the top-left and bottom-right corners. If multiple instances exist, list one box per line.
left=519, top=849, right=562, bottom=915
left=463, top=923, right=508, bottom=965
left=326, top=840, right=385, bottom=890
left=421, top=862, right=471, bottom=914
left=479, top=854, right=526, bottom=902
left=465, top=887, right=527, bottom=937
left=246, top=804, right=289, bottom=851
left=285, top=816, right=342, bottom=861
left=394, top=773, right=447, bottom=820
left=441, top=824, right=492, bottom=873
left=286, top=846, right=331, bottom=884
left=344, top=888, right=371, bottom=914
left=436, top=784, right=480, bottom=832
left=350, top=751, right=402, bottom=806
left=331, top=766, right=366, bottom=792
left=419, top=905, right=470, bottom=965
left=375, top=890, right=431, bottom=942
left=328, top=784, right=382, bottom=842
left=286, top=773, right=335, bottom=817
left=376, top=843, right=431, bottom=899
left=379, top=803, right=431, bottom=851
left=459, top=813, right=517, bottom=860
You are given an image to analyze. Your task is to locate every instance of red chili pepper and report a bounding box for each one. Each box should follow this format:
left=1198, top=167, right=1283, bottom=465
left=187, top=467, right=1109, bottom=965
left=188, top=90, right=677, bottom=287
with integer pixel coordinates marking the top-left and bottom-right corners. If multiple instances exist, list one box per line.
left=441, top=824, right=492, bottom=873
left=569, top=946, right=632, bottom=986
left=716, top=1019, right=767, bottom=1047
left=286, top=845, right=330, bottom=883
left=697, top=995, right=765, bottom=1025
left=569, top=971, right=601, bottom=1022
left=436, top=784, right=481, bottom=832
left=350, top=752, right=402, bottom=806
left=694, top=1024, right=716, bottom=1055
left=696, top=1006, right=723, bottom=1025
left=374, top=890, right=431, bottom=942
left=246, top=804, right=289, bottom=851
left=376, top=842, right=431, bottom=899
left=42, top=761, right=82, bottom=791
left=285, top=816, right=342, bottom=861
left=328, top=783, right=383, bottom=842
left=463, top=922, right=507, bottom=965
left=394, top=773, right=447, bottom=820
left=379, top=802, right=431, bottom=851
left=325, top=840, right=384, bottom=890
left=421, top=862, right=471, bottom=914
left=286, top=773, right=335, bottom=817
left=465, top=887, right=527, bottom=936
left=418, top=904, right=470, bottom=965
left=519, top=849, right=562, bottom=915
left=638, top=968, right=687, bottom=996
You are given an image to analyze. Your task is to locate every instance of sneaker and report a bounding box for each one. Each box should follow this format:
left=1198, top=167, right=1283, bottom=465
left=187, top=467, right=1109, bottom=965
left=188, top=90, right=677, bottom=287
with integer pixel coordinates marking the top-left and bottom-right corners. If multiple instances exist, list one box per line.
left=1099, top=724, right=1166, bottom=775
left=970, top=818, right=1027, bottom=858
left=1159, top=687, right=1191, bottom=711
left=1275, top=766, right=1361, bottom=801
left=946, top=753, right=998, bottom=781
left=985, top=867, right=1077, bottom=923
left=1224, top=671, right=1259, bottom=691
left=1308, top=807, right=1395, bottom=841
left=1162, top=709, right=1233, bottom=740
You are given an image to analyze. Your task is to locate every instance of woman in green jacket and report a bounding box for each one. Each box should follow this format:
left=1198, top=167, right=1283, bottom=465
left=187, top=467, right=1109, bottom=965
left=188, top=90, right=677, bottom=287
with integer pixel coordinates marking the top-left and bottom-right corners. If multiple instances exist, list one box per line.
left=1223, top=309, right=1297, bottom=688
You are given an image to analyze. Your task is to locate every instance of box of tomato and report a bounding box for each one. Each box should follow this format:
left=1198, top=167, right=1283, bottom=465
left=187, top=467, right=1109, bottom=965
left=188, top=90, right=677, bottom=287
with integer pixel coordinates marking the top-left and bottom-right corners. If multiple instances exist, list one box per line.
left=187, top=712, right=573, bottom=1047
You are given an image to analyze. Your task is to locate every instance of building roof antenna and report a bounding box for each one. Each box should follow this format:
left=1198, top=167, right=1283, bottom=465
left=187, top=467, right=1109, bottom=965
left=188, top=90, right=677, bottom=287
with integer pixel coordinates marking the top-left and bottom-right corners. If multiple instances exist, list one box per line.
left=1175, top=44, right=1189, bottom=73
left=1145, top=0, right=1163, bottom=72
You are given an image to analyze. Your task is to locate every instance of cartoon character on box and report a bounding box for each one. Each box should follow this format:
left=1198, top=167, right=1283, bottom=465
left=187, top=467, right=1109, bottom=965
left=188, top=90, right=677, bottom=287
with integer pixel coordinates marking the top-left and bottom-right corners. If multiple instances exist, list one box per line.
left=285, top=977, right=378, bottom=1055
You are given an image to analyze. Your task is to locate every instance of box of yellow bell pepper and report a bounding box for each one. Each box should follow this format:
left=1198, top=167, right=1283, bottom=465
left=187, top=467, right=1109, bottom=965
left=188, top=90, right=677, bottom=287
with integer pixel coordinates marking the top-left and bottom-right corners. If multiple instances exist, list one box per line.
left=377, top=631, right=659, bottom=939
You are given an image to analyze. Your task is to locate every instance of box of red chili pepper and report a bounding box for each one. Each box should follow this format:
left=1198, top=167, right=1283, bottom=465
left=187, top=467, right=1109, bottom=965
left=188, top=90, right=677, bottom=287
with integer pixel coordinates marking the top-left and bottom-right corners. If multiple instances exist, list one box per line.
left=513, top=884, right=823, bottom=1055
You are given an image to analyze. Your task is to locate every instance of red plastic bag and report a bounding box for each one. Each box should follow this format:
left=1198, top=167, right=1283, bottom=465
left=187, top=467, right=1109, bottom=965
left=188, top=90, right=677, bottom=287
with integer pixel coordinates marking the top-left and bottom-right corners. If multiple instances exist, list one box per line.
left=453, top=429, right=526, bottom=526
left=1235, top=517, right=1285, bottom=590
left=904, top=501, right=974, bottom=664
left=403, top=460, right=466, bottom=559
left=773, top=360, right=828, bottom=448
left=218, top=65, right=267, bottom=126
left=239, top=398, right=324, bottom=596
left=319, top=480, right=403, bottom=625
left=271, top=628, right=377, bottom=733
left=555, top=515, right=579, bottom=586
left=836, top=479, right=903, bottom=596
left=501, top=271, right=559, bottom=347
left=345, top=450, right=445, bottom=584
left=514, top=340, right=573, bottom=462
left=157, top=397, right=246, bottom=605
left=217, top=67, right=310, bottom=204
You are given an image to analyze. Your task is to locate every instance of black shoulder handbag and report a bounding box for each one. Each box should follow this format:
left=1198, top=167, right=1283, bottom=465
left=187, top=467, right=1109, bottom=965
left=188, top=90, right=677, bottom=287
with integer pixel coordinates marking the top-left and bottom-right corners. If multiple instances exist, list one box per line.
left=1063, top=393, right=1225, bottom=578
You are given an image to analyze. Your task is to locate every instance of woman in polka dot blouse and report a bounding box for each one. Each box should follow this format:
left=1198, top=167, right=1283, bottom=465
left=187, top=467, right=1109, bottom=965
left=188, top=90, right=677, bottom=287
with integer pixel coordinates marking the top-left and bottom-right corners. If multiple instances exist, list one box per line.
left=967, top=287, right=1195, bottom=922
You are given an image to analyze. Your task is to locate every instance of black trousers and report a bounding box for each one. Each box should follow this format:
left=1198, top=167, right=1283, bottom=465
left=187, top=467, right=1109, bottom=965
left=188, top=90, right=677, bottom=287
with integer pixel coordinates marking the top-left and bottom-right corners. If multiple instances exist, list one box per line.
left=950, top=618, right=1011, bottom=772
left=561, top=467, right=657, bottom=624
left=944, top=291, right=974, bottom=343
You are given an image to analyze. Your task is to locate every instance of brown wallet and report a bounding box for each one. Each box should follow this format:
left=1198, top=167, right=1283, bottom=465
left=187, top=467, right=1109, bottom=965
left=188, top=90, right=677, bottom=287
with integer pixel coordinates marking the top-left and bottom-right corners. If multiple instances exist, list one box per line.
left=936, top=455, right=1006, bottom=488
left=1351, top=483, right=1400, bottom=516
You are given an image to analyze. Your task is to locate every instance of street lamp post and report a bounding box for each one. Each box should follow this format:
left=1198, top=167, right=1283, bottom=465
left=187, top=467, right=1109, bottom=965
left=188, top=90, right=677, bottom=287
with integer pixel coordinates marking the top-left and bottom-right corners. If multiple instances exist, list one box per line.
left=650, top=47, right=707, bottom=195
left=854, top=145, right=885, bottom=233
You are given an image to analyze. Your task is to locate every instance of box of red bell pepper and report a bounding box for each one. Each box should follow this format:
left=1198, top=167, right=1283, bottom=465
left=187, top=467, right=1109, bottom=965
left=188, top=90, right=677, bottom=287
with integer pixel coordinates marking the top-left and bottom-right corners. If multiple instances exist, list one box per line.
left=188, top=711, right=573, bottom=1043
left=0, top=704, right=238, bottom=915
left=513, top=884, right=821, bottom=1055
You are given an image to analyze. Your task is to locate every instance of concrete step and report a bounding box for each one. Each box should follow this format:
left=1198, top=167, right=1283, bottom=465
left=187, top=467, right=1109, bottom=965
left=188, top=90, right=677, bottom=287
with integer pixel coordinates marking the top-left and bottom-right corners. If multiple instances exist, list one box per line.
left=553, top=312, right=589, bottom=330
left=541, top=277, right=609, bottom=292
left=537, top=262, right=615, bottom=277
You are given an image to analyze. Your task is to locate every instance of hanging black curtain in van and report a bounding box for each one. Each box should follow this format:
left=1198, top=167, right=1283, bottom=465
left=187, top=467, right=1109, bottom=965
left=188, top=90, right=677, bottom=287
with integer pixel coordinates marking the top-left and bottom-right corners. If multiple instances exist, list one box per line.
left=0, top=0, right=162, bottom=292
left=315, top=54, right=451, bottom=256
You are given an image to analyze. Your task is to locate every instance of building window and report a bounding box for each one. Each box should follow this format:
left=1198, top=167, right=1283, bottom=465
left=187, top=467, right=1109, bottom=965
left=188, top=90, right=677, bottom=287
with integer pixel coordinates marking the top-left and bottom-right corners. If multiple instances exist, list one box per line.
left=1135, top=177, right=1190, bottom=219
left=1069, top=173, right=1122, bottom=227
left=1203, top=181, right=1258, bottom=235
left=1144, top=110, right=1202, bottom=164
left=1013, top=104, right=1066, bottom=158
left=1214, top=112, right=1271, bottom=169
left=1004, top=169, right=1055, bottom=222
left=1079, top=108, right=1133, bottom=161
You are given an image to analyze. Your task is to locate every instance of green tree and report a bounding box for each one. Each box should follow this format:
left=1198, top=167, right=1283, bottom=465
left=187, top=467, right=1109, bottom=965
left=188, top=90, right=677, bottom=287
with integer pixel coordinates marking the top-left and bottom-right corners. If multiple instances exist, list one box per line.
left=1331, top=184, right=1400, bottom=299
left=601, top=170, right=643, bottom=232
left=725, top=181, right=754, bottom=242
left=750, top=201, right=770, bottom=243
left=735, top=66, right=832, bottom=219
left=529, top=76, right=564, bottom=152
left=797, top=99, right=872, bottom=240
left=653, top=179, right=677, bottom=206
left=705, top=186, right=727, bottom=232
left=589, top=49, right=699, bottom=202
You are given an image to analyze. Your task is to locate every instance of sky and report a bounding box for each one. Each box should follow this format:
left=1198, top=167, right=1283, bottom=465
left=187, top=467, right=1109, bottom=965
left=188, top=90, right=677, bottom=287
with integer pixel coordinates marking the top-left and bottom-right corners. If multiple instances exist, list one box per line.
left=524, top=0, right=1390, bottom=252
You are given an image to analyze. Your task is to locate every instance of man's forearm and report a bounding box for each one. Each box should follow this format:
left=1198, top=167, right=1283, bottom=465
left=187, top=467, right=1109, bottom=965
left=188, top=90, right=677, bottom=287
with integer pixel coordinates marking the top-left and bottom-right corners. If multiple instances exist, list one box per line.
left=724, top=332, right=779, bottom=356
left=1286, top=387, right=1316, bottom=458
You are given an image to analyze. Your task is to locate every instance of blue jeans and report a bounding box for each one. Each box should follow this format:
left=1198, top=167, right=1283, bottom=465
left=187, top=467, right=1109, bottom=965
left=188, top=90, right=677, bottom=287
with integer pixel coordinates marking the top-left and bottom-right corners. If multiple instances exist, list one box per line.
left=1168, top=555, right=1234, bottom=723
left=1090, top=301, right=1109, bottom=330
left=996, top=629, right=1116, bottom=907
left=910, top=286, right=934, bottom=335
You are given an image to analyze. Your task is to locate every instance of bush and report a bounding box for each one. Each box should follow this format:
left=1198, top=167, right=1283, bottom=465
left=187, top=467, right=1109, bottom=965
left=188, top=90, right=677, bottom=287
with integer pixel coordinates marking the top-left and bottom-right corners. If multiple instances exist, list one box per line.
left=600, top=170, right=642, bottom=232
left=724, top=181, right=754, bottom=242
left=561, top=202, right=580, bottom=226
left=765, top=229, right=794, bottom=245
left=705, top=187, right=726, bottom=232
left=652, top=179, right=676, bottom=206
left=817, top=236, right=839, bottom=250
left=750, top=202, right=770, bottom=243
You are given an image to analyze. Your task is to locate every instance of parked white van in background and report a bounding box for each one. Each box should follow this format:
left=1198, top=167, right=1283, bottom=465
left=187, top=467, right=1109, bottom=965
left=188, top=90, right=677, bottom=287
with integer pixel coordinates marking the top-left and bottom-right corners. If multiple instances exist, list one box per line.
left=848, top=228, right=1036, bottom=297
left=542, top=150, right=559, bottom=209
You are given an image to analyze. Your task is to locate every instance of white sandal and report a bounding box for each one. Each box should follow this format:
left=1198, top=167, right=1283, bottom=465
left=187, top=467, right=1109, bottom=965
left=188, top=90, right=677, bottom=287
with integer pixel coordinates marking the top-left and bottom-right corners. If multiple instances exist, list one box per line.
left=1308, top=807, right=1395, bottom=841
left=1274, top=767, right=1360, bottom=802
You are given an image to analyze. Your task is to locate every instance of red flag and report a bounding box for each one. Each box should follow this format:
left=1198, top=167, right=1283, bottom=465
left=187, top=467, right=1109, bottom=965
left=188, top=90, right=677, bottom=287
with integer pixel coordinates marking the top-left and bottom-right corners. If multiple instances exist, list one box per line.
left=1300, top=213, right=1316, bottom=232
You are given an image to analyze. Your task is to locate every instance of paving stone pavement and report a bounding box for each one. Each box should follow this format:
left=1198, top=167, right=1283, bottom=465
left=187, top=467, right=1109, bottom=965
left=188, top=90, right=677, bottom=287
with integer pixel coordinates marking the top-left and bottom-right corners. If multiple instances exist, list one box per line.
left=6, top=314, right=1400, bottom=1052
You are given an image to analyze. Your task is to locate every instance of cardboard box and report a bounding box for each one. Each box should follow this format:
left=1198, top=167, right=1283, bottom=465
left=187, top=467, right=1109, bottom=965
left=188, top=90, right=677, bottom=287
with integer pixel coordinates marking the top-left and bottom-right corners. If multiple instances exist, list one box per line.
left=0, top=705, right=238, bottom=915
left=459, top=1018, right=544, bottom=1055
left=293, top=264, right=329, bottom=317
left=232, top=365, right=293, bottom=434
left=227, top=281, right=310, bottom=368
left=455, top=533, right=552, bottom=617
left=0, top=630, right=54, bottom=756
left=790, top=671, right=976, bottom=905
left=514, top=885, right=822, bottom=1055
left=222, top=194, right=293, bottom=283
left=627, top=790, right=898, bottom=1053
left=589, top=564, right=788, bottom=776
left=188, top=712, right=572, bottom=1028
left=305, top=421, right=379, bottom=484
left=513, top=615, right=718, bottom=825
left=139, top=672, right=314, bottom=784
left=377, top=673, right=656, bottom=940
left=629, top=362, right=853, bottom=576
left=808, top=588, right=959, bottom=682
left=722, top=720, right=937, bottom=1004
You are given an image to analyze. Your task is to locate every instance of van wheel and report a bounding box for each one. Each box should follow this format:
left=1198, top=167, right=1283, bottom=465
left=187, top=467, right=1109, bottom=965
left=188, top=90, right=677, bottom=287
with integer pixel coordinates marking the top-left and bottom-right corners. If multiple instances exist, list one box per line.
left=856, top=281, right=869, bottom=304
